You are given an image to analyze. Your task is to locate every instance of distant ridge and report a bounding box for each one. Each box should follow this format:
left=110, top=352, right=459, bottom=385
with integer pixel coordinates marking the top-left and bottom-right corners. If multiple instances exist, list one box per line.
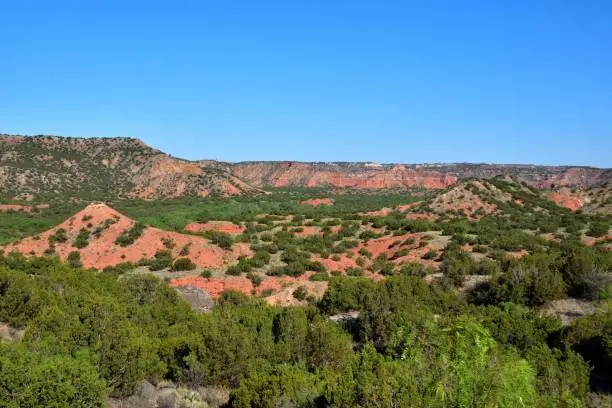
left=0, top=134, right=260, bottom=201
left=1, top=134, right=610, bottom=202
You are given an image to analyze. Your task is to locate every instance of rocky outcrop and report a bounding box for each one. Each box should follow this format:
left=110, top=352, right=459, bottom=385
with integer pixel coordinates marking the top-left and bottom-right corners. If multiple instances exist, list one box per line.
left=231, top=162, right=457, bottom=189
left=419, top=163, right=612, bottom=189
left=549, top=185, right=612, bottom=214
left=535, top=167, right=611, bottom=189
left=549, top=191, right=584, bottom=211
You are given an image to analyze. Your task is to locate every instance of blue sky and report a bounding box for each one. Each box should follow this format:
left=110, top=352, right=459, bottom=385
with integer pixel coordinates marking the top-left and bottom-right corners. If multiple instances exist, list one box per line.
left=1, top=1, right=611, bottom=166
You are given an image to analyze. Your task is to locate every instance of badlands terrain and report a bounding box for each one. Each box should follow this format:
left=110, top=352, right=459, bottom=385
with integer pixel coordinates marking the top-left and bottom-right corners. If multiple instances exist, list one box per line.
left=0, top=134, right=611, bottom=407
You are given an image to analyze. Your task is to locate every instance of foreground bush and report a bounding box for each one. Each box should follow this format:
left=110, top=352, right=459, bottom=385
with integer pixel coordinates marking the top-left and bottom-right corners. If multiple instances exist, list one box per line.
left=0, top=254, right=602, bottom=406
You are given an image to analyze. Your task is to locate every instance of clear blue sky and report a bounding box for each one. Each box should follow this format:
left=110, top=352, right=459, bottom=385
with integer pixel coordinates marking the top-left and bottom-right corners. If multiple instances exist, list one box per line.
left=1, top=1, right=611, bottom=167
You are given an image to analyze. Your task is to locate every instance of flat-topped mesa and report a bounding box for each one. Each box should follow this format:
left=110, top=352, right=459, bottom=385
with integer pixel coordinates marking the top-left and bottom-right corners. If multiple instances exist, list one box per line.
left=0, top=133, right=147, bottom=149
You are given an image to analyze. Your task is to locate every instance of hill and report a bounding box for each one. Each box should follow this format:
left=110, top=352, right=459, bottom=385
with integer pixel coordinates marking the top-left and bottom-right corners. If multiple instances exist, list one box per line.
left=0, top=134, right=259, bottom=201
left=549, top=185, right=612, bottom=215
left=2, top=134, right=610, bottom=203
left=2, top=202, right=252, bottom=270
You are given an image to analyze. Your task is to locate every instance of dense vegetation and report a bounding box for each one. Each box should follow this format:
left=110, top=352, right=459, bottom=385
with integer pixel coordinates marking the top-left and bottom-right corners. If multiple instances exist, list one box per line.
left=113, top=188, right=425, bottom=231
left=0, top=203, right=84, bottom=245
left=0, top=251, right=610, bottom=407
left=0, top=177, right=611, bottom=407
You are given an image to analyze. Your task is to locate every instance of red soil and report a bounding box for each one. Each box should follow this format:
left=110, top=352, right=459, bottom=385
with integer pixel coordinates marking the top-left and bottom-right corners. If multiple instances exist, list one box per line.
left=184, top=221, right=245, bottom=235
left=330, top=225, right=342, bottom=234
left=231, top=243, right=254, bottom=258
left=0, top=204, right=49, bottom=212
left=220, top=182, right=242, bottom=197
left=397, top=202, right=420, bottom=212
left=549, top=192, right=583, bottom=211
left=300, top=198, right=335, bottom=207
left=366, top=208, right=392, bottom=217
left=3, top=203, right=243, bottom=270
left=581, top=234, right=612, bottom=248
left=352, top=234, right=420, bottom=259
left=406, top=212, right=439, bottom=221
left=313, top=255, right=358, bottom=272
left=506, top=249, right=529, bottom=259
left=170, top=272, right=327, bottom=306
left=294, top=226, right=322, bottom=238
left=365, top=202, right=420, bottom=217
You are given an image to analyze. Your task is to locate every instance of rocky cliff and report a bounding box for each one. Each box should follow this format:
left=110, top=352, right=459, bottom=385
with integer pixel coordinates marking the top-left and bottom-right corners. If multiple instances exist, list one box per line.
left=231, top=162, right=457, bottom=189
left=415, top=163, right=611, bottom=189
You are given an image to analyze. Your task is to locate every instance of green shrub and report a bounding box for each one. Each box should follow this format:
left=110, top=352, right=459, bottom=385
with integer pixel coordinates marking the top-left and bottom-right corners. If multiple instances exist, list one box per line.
left=226, top=265, right=242, bottom=276
left=309, top=271, right=329, bottom=281
left=74, top=228, right=90, bottom=249
left=422, top=249, right=437, bottom=260
left=161, top=237, right=176, bottom=249
left=102, top=262, right=135, bottom=274
left=247, top=272, right=263, bottom=287
left=205, top=231, right=233, bottom=249
left=179, top=244, right=191, bottom=256
left=114, top=222, right=145, bottom=247
left=293, top=286, right=308, bottom=301
left=586, top=222, right=609, bottom=238
left=67, top=251, right=82, bottom=268
left=346, top=267, right=364, bottom=277
left=48, top=228, right=68, bottom=245
left=171, top=258, right=196, bottom=271
left=143, top=249, right=173, bottom=271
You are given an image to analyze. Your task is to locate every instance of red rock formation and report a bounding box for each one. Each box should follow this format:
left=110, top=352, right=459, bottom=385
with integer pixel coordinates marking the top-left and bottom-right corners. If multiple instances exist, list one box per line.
left=536, top=168, right=607, bottom=189
left=232, top=163, right=457, bottom=190
left=549, top=192, right=583, bottom=211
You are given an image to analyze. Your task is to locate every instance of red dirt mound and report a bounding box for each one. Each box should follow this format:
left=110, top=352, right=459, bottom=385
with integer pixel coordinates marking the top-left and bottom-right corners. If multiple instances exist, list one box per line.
left=185, top=221, right=245, bottom=235
left=300, top=198, right=334, bottom=207
left=3, top=203, right=243, bottom=270
left=549, top=192, right=583, bottom=211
